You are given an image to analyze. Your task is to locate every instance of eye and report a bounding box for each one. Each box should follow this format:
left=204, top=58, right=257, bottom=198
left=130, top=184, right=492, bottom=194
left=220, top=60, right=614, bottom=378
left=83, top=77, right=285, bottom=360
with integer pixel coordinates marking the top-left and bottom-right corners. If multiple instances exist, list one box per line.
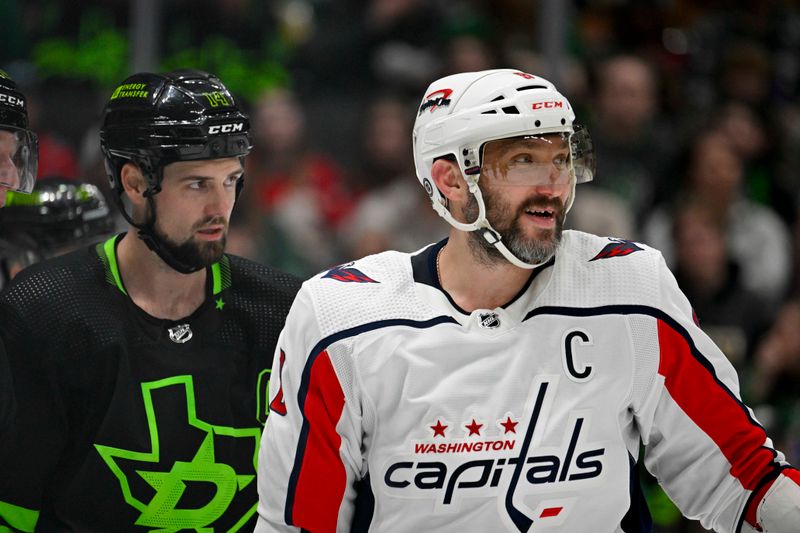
left=510, top=153, right=533, bottom=165
left=224, top=175, right=241, bottom=187
left=187, top=179, right=206, bottom=190
left=553, top=154, right=570, bottom=168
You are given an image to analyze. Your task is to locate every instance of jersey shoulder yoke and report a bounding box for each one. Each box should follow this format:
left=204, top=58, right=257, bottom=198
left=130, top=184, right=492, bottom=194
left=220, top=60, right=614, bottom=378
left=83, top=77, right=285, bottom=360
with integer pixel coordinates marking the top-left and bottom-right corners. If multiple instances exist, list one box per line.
left=302, top=250, right=441, bottom=339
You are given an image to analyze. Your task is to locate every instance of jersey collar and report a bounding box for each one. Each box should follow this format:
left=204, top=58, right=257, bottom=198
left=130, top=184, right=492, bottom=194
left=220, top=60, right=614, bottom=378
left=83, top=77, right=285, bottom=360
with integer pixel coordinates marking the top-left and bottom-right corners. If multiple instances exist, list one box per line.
left=95, top=233, right=231, bottom=297
left=411, top=238, right=554, bottom=317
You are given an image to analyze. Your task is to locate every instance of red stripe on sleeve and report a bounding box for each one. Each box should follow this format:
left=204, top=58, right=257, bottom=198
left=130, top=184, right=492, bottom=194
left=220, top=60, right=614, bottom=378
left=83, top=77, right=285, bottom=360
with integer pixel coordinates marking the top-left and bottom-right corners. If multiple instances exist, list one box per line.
left=657, top=320, right=775, bottom=490
left=785, top=468, right=800, bottom=485
left=292, top=350, right=347, bottom=531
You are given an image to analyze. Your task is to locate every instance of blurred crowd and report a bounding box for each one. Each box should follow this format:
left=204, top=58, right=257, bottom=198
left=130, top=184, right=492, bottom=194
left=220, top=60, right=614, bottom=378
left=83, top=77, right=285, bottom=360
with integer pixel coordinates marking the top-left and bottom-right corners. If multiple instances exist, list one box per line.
left=2, top=1, right=800, bottom=530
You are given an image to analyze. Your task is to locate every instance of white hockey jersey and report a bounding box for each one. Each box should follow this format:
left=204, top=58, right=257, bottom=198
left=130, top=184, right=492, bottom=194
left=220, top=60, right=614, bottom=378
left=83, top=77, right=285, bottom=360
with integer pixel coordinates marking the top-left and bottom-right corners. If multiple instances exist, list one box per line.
left=256, top=231, right=793, bottom=533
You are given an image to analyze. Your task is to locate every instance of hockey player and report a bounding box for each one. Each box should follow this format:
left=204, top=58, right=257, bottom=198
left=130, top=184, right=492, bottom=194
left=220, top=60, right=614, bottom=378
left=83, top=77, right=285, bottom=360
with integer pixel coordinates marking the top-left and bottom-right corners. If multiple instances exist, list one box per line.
left=0, top=70, right=300, bottom=531
left=0, top=70, right=37, bottom=205
left=0, top=70, right=37, bottom=438
left=255, top=69, right=800, bottom=532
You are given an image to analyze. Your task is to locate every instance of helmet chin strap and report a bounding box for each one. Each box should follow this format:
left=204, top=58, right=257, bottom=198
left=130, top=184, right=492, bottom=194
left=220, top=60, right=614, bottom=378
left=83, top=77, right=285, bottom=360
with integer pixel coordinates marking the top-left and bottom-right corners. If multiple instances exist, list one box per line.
left=434, top=174, right=578, bottom=270
left=111, top=176, right=205, bottom=275
left=138, top=193, right=205, bottom=275
left=479, top=226, right=547, bottom=270
left=112, top=161, right=245, bottom=276
left=136, top=230, right=204, bottom=275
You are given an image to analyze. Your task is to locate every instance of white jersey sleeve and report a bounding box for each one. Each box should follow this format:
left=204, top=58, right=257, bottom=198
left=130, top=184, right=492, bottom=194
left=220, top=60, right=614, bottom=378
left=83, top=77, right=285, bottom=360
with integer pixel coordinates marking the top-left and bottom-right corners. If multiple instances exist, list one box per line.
left=632, top=254, right=798, bottom=532
left=255, top=286, right=363, bottom=533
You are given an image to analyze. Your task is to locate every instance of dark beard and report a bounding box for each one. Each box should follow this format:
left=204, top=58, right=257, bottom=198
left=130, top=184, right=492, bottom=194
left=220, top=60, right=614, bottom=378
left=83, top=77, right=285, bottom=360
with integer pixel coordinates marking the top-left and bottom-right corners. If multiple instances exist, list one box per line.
left=152, top=216, right=227, bottom=270
left=463, top=188, right=564, bottom=266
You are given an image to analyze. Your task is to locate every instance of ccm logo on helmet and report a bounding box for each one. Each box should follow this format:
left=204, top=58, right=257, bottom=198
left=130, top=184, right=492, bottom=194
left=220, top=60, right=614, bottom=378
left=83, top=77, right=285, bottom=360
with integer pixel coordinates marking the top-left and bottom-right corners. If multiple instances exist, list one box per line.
left=208, top=122, right=244, bottom=134
left=0, top=93, right=24, bottom=108
left=532, top=101, right=563, bottom=110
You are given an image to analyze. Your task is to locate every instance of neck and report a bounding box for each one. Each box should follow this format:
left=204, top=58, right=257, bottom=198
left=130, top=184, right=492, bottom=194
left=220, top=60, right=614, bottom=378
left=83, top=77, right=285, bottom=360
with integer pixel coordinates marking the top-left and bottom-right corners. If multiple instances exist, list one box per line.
left=116, top=232, right=208, bottom=320
left=438, top=230, right=534, bottom=312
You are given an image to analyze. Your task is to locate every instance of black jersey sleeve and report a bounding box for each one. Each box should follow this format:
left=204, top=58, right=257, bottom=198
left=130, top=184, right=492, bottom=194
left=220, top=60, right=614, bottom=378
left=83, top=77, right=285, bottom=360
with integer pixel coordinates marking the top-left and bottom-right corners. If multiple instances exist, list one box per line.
left=0, top=336, right=15, bottom=439
left=0, top=297, right=69, bottom=532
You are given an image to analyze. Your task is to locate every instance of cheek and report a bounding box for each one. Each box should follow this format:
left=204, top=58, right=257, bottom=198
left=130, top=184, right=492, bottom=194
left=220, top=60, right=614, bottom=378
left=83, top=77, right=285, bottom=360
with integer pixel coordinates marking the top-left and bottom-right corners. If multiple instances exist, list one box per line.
left=154, top=195, right=193, bottom=228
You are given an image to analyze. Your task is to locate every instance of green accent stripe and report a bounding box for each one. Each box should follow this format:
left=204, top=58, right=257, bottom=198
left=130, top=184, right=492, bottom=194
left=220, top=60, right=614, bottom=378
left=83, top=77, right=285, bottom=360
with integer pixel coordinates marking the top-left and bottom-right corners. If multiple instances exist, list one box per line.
left=229, top=503, right=258, bottom=532
left=211, top=262, right=222, bottom=295
left=256, top=368, right=270, bottom=424
left=211, top=256, right=232, bottom=295
left=0, top=500, right=39, bottom=532
left=96, top=239, right=117, bottom=291
left=102, top=236, right=127, bottom=295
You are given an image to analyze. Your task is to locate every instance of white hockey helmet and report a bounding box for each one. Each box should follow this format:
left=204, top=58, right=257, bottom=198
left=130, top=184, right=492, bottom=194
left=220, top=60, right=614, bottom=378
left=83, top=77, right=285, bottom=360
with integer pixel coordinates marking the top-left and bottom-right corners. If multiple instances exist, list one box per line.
left=412, top=68, right=594, bottom=268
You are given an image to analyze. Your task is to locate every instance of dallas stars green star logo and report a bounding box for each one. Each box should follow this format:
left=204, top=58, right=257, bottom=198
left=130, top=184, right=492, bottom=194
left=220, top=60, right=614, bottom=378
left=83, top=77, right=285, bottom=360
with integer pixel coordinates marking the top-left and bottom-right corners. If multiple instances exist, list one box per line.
left=94, top=375, right=262, bottom=531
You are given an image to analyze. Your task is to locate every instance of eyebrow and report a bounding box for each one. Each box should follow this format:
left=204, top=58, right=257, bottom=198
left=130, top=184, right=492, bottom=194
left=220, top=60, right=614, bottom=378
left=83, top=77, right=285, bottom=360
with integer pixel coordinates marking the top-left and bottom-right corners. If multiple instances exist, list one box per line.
left=497, top=139, right=569, bottom=156
left=177, top=169, right=244, bottom=182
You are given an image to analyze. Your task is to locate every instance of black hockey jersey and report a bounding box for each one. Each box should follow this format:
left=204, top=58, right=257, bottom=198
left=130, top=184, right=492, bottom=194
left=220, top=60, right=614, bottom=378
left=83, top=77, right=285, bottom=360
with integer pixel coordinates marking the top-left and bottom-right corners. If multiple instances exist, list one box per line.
left=0, top=234, right=300, bottom=531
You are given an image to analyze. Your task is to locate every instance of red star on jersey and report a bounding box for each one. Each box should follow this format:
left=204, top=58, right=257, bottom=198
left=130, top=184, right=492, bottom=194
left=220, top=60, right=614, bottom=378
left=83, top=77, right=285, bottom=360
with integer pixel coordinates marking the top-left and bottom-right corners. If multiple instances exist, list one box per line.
left=430, top=420, right=447, bottom=438
left=500, top=416, right=518, bottom=434
left=465, top=419, right=483, bottom=436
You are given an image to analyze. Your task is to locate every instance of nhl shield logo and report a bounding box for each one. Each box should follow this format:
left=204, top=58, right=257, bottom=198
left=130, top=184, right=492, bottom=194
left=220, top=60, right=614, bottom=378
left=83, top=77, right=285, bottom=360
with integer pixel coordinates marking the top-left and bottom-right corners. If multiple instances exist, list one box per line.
left=479, top=312, right=501, bottom=329
left=168, top=323, right=193, bottom=344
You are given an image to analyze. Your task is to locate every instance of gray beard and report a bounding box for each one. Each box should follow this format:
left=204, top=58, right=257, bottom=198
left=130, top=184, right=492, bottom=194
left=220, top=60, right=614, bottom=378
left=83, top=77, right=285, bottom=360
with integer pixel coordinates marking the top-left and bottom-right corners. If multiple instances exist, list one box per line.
left=463, top=190, right=564, bottom=267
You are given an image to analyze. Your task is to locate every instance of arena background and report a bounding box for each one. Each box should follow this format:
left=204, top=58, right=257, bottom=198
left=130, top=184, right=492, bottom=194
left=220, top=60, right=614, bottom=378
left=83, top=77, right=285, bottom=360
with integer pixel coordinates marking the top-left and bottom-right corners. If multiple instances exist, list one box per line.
left=2, top=1, right=800, bottom=531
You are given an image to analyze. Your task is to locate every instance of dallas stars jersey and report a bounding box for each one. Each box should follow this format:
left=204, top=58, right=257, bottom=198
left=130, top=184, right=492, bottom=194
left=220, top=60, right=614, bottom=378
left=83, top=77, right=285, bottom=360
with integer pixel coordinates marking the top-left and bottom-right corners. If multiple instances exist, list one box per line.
left=0, top=234, right=300, bottom=532
left=256, top=231, right=797, bottom=533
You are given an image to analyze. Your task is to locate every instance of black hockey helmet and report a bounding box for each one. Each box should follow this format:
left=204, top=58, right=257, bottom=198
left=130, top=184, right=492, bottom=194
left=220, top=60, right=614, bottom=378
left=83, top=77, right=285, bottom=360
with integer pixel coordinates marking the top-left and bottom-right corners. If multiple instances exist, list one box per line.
left=0, top=177, right=116, bottom=254
left=100, top=69, right=251, bottom=197
left=0, top=70, right=38, bottom=194
left=99, top=69, right=252, bottom=273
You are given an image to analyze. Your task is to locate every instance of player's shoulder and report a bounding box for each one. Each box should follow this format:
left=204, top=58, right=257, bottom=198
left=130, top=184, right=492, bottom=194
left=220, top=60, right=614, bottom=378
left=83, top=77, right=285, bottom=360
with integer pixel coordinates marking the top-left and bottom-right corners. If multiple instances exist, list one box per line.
left=301, top=249, right=412, bottom=299
left=1, top=243, right=105, bottom=306
left=296, top=249, right=434, bottom=336
left=561, top=230, right=662, bottom=265
left=547, top=230, right=667, bottom=307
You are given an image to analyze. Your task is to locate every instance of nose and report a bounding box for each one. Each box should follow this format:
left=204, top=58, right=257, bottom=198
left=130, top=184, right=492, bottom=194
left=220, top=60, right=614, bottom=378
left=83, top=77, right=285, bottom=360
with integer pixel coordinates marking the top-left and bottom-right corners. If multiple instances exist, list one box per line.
left=205, top=180, right=236, bottom=217
left=533, top=165, right=569, bottom=198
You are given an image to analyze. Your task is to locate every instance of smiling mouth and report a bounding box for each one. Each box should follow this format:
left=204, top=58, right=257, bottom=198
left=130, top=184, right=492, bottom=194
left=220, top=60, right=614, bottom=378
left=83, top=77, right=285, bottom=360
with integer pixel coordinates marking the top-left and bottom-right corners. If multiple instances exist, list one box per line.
left=524, top=207, right=555, bottom=220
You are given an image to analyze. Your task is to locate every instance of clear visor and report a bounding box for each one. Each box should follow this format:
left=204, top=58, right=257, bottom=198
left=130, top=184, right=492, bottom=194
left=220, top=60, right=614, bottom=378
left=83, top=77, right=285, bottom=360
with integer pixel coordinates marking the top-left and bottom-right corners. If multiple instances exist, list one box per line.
left=0, top=127, right=38, bottom=194
left=479, top=126, right=594, bottom=187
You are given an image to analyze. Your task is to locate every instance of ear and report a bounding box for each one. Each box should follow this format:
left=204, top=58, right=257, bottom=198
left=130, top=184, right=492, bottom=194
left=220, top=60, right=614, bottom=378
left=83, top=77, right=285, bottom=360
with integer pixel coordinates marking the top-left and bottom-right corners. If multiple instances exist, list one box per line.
left=120, top=162, right=148, bottom=208
left=431, top=158, right=469, bottom=205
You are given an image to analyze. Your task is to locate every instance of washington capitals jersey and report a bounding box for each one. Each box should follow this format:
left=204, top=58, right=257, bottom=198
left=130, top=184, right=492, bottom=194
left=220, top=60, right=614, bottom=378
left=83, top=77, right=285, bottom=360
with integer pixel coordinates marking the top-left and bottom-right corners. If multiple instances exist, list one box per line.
left=256, top=231, right=796, bottom=533
left=0, top=234, right=300, bottom=532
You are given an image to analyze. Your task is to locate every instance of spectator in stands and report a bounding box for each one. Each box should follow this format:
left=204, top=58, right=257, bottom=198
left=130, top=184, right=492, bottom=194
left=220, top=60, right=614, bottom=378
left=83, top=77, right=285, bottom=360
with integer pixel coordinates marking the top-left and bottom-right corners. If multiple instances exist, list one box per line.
left=342, top=94, right=447, bottom=258
left=587, top=53, right=675, bottom=219
left=243, top=87, right=355, bottom=276
left=670, top=199, right=772, bottom=368
left=643, top=131, right=791, bottom=310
